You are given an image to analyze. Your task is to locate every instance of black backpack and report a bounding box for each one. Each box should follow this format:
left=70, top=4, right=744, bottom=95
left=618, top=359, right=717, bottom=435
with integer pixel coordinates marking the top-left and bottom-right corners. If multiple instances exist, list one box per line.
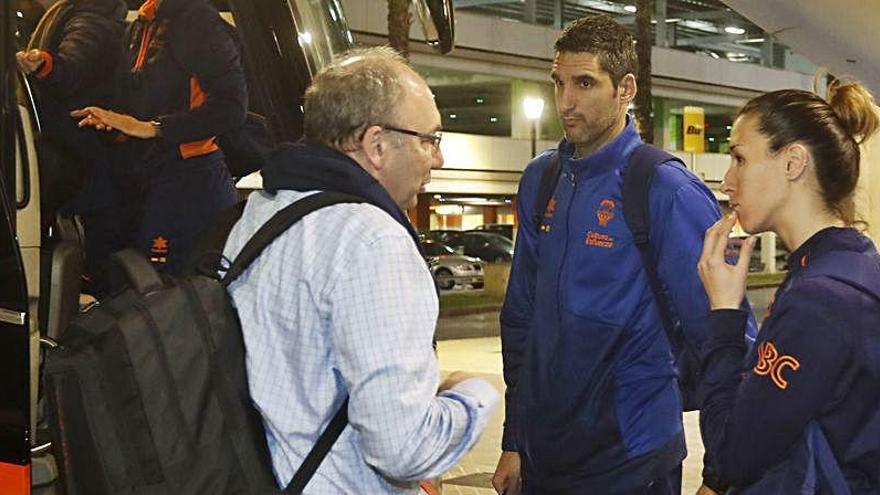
left=533, top=144, right=702, bottom=411
left=45, top=192, right=361, bottom=494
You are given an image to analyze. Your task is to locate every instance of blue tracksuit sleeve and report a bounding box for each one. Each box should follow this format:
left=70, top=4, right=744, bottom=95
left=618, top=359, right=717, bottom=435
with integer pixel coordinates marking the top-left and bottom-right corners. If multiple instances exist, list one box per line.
left=649, top=164, right=758, bottom=353
left=499, top=161, right=542, bottom=452
left=699, top=280, right=850, bottom=488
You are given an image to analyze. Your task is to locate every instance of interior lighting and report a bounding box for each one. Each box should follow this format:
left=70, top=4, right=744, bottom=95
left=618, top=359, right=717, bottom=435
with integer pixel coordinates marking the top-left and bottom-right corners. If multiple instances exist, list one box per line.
left=449, top=113, right=457, bottom=119
left=489, top=117, right=498, bottom=123
left=624, top=5, right=637, bottom=13
left=298, top=31, right=313, bottom=44
left=475, top=97, right=485, bottom=104
left=435, top=205, right=464, bottom=215
left=724, top=26, right=745, bottom=35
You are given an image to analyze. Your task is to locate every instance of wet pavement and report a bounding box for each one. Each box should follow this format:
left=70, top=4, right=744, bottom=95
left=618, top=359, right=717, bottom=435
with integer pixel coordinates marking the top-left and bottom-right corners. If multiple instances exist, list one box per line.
left=435, top=287, right=777, bottom=493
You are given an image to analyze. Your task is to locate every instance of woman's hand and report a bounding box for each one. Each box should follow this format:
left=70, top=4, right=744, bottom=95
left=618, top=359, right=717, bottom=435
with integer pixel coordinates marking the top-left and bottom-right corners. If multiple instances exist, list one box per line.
left=71, top=107, right=159, bottom=139
left=698, top=212, right=756, bottom=310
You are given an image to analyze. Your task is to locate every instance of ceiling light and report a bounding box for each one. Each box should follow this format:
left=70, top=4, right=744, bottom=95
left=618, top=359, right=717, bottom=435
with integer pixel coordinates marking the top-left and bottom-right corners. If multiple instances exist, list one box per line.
left=724, top=26, right=745, bottom=35
left=624, top=5, right=637, bottom=13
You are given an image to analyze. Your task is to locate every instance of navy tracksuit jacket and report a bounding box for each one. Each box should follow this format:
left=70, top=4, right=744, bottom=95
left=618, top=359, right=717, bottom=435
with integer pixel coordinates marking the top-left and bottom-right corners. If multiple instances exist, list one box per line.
left=700, top=227, right=880, bottom=494
left=84, top=0, right=246, bottom=278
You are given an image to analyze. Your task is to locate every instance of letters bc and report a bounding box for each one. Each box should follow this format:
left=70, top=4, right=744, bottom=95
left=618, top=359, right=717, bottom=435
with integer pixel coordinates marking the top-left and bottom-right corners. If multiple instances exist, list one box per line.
left=753, top=341, right=800, bottom=390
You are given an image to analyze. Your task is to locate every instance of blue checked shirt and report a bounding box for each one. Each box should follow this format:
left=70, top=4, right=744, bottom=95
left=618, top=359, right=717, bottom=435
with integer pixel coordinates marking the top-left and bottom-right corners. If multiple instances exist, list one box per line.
left=224, top=190, right=499, bottom=494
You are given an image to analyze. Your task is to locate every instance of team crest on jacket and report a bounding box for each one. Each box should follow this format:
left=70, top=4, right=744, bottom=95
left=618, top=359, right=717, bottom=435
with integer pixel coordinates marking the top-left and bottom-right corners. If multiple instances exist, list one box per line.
left=597, top=199, right=615, bottom=227
left=586, top=199, right=616, bottom=248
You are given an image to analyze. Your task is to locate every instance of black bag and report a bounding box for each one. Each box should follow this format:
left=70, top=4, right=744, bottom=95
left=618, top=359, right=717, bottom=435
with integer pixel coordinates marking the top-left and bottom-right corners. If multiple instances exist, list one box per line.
left=45, top=192, right=361, bottom=494
left=533, top=144, right=703, bottom=411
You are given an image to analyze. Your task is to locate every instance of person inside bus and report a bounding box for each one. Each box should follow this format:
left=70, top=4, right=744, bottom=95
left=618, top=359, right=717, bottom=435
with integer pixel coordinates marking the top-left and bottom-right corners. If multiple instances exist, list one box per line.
left=16, top=0, right=125, bottom=238
left=72, top=0, right=245, bottom=276
left=697, top=81, right=880, bottom=494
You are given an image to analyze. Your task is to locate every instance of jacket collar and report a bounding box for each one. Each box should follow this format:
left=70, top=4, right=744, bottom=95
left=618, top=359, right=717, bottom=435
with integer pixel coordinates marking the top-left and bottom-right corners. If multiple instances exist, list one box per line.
left=139, top=0, right=189, bottom=21
left=787, top=227, right=875, bottom=274
left=260, top=142, right=423, bottom=252
left=558, top=115, right=642, bottom=180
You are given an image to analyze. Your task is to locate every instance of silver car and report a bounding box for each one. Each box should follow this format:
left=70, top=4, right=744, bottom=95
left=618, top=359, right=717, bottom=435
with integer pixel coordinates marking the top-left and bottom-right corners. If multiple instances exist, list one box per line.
left=421, top=240, right=485, bottom=290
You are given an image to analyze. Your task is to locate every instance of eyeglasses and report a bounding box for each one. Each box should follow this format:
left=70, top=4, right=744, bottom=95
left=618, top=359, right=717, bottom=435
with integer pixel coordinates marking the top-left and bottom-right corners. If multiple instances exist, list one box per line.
left=382, top=125, right=443, bottom=149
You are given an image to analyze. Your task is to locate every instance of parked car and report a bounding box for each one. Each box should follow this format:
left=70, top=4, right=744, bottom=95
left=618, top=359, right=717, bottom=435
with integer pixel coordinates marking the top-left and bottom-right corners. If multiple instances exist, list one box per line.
left=421, top=240, right=484, bottom=290
left=472, top=223, right=514, bottom=239
left=421, top=229, right=462, bottom=243
left=445, top=231, right=514, bottom=262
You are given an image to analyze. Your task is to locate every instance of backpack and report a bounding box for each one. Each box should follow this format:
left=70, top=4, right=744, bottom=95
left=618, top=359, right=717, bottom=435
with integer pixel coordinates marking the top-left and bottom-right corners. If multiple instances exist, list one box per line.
left=533, top=144, right=702, bottom=411
left=44, top=192, right=362, bottom=494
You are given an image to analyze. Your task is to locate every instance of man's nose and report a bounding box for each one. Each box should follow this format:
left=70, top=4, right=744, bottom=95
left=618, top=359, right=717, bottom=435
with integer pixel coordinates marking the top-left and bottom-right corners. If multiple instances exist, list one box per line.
left=433, top=145, right=444, bottom=169
left=557, top=86, right=575, bottom=111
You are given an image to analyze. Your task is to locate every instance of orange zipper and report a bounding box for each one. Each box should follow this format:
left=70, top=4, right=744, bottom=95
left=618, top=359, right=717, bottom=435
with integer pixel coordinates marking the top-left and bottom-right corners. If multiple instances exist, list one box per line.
left=132, top=22, right=156, bottom=73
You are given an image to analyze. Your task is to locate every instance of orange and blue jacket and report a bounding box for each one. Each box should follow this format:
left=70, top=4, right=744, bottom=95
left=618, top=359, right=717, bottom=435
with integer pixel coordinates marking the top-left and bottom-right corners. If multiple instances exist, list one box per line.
left=700, top=227, right=880, bottom=493
left=115, top=0, right=246, bottom=161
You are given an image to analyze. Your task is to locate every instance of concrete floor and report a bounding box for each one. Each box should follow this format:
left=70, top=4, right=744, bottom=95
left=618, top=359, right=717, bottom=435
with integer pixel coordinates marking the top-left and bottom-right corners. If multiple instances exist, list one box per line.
left=434, top=287, right=776, bottom=494
left=436, top=337, right=705, bottom=494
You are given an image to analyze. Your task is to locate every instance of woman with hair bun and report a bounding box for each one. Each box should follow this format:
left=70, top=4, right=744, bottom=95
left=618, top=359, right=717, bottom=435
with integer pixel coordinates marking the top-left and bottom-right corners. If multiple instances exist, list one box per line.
left=696, top=81, right=880, bottom=494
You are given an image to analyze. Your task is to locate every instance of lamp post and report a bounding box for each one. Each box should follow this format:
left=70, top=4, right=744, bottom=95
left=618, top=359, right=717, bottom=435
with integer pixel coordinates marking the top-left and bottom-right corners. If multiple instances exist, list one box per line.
left=523, top=96, right=544, bottom=158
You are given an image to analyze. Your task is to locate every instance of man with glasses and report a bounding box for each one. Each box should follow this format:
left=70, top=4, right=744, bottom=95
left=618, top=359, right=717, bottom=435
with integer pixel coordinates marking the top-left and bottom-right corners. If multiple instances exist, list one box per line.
left=223, top=47, right=498, bottom=493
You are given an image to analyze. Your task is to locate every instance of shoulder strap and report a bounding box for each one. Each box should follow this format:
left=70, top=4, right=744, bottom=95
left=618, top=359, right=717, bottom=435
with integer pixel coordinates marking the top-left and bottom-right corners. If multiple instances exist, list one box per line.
left=108, top=249, right=165, bottom=294
left=219, top=191, right=363, bottom=494
left=533, top=152, right=562, bottom=230
left=622, top=144, right=690, bottom=355
left=807, top=421, right=851, bottom=494
left=222, top=191, right=364, bottom=286
left=282, top=399, right=350, bottom=494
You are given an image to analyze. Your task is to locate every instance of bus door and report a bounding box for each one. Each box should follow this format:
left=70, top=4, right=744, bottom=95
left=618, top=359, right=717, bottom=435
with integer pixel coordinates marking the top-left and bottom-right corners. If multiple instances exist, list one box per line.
left=1, top=2, right=33, bottom=494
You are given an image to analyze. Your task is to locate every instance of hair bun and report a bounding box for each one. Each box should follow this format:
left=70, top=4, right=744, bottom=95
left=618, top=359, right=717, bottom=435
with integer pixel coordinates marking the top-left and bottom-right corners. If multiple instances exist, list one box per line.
left=827, top=79, right=880, bottom=144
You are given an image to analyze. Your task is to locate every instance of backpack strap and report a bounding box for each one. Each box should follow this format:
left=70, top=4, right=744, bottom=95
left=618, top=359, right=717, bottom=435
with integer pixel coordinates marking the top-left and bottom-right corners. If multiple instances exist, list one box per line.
left=219, top=191, right=364, bottom=494
left=807, top=421, right=851, bottom=494
left=221, top=191, right=364, bottom=285
left=282, top=398, right=350, bottom=494
left=622, top=144, right=685, bottom=342
left=533, top=152, right=562, bottom=230
left=109, top=249, right=165, bottom=295
left=622, top=145, right=700, bottom=407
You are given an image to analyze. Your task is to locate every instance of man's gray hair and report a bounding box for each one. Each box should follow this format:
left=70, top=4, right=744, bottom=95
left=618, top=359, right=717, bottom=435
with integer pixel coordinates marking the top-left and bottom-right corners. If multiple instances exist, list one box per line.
left=303, top=47, right=409, bottom=150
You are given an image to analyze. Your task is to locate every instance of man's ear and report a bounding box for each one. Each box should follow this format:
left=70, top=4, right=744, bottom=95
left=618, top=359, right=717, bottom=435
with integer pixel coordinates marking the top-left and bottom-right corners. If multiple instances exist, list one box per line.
left=359, top=125, right=386, bottom=172
left=784, top=143, right=810, bottom=181
left=618, top=73, right=637, bottom=105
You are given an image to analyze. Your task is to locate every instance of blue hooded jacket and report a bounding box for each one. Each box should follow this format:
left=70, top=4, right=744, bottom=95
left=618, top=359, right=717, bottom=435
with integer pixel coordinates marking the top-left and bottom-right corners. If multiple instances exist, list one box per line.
left=501, top=119, right=757, bottom=491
